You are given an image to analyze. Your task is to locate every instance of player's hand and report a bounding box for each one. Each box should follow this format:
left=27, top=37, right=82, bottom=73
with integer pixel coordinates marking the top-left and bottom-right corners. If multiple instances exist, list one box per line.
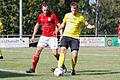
left=90, top=25, right=95, bottom=28
left=30, top=36, right=35, bottom=43
left=53, top=30, right=58, bottom=37
left=0, top=30, right=3, bottom=33
left=87, top=24, right=95, bottom=29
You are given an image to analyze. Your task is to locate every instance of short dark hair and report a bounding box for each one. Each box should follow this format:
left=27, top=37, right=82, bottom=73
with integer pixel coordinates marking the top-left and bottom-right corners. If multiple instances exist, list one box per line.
left=42, top=2, right=49, bottom=7
left=70, top=2, right=78, bottom=8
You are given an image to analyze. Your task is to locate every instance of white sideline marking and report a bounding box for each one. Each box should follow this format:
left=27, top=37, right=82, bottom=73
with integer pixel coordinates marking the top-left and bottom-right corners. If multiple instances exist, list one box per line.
left=0, top=69, right=37, bottom=75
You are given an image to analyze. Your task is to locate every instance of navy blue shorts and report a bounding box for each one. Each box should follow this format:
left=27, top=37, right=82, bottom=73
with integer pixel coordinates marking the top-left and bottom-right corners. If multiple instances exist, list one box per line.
left=60, top=36, right=80, bottom=51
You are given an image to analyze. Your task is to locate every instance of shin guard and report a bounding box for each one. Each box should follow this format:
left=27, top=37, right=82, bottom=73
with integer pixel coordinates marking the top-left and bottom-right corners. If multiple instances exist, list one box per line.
left=32, top=55, right=39, bottom=71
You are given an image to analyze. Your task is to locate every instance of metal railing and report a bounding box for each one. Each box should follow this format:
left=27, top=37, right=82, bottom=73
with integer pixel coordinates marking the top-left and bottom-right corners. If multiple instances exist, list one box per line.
left=0, top=34, right=118, bottom=38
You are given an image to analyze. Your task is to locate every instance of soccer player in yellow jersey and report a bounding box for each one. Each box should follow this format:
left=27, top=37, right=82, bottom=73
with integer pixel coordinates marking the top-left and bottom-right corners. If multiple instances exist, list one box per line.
left=54, top=2, right=95, bottom=75
left=0, top=22, right=4, bottom=59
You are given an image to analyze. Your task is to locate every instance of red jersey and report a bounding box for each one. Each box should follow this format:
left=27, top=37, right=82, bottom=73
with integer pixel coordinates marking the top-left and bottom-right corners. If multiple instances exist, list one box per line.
left=37, top=12, right=59, bottom=37
left=118, top=24, right=120, bottom=39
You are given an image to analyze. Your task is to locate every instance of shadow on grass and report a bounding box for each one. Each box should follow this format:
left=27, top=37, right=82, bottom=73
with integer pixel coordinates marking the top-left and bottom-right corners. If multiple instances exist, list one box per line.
left=67, top=70, right=120, bottom=76
left=0, top=70, right=37, bottom=78
left=0, top=57, right=32, bottom=62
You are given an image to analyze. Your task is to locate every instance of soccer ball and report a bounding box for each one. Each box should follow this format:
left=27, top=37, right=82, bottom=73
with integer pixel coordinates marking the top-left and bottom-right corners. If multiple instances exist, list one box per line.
left=54, top=68, right=64, bottom=77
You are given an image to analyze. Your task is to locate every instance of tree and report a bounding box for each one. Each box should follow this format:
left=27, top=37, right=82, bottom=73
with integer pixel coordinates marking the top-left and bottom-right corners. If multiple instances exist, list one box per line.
left=0, top=0, right=19, bottom=35
left=0, top=0, right=120, bottom=35
left=98, top=0, right=120, bottom=34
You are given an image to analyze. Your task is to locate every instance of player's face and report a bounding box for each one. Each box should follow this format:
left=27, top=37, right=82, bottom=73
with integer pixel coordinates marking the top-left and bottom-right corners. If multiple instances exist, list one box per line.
left=42, top=6, right=49, bottom=15
left=71, top=6, right=78, bottom=15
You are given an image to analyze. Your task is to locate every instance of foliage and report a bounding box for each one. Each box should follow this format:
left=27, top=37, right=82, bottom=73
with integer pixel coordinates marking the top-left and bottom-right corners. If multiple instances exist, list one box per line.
left=0, top=0, right=120, bottom=35
left=99, top=0, right=120, bottom=35
left=22, top=0, right=42, bottom=35
left=0, top=0, right=19, bottom=34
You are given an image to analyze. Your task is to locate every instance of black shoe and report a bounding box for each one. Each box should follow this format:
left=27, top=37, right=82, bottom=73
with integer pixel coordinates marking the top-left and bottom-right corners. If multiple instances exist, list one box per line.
left=26, top=68, right=35, bottom=73
left=51, top=67, right=56, bottom=72
left=62, top=64, right=67, bottom=73
left=0, top=56, right=3, bottom=59
left=71, top=69, right=76, bottom=75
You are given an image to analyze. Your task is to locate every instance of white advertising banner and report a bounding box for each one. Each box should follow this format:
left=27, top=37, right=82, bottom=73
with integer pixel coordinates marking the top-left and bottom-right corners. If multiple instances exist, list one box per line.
left=0, top=38, right=29, bottom=48
left=118, top=39, right=120, bottom=43
left=80, top=37, right=105, bottom=46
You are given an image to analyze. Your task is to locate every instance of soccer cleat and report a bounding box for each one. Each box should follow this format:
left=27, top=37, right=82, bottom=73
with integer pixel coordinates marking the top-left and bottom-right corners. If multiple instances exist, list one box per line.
left=62, top=64, right=67, bottom=73
left=0, top=56, right=3, bottom=59
left=26, top=68, right=35, bottom=73
left=51, top=67, right=56, bottom=72
left=71, top=69, right=76, bottom=75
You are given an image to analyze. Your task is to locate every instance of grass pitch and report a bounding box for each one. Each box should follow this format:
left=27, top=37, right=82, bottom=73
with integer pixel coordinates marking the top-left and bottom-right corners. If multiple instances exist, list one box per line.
left=0, top=47, right=120, bottom=80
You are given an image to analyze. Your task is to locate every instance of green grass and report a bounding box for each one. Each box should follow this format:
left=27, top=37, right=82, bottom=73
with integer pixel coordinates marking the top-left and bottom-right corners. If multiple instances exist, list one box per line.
left=0, top=47, right=120, bottom=80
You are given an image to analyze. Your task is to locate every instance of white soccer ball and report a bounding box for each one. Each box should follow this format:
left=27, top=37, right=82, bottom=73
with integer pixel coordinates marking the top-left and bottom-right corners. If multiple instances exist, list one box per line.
left=54, top=68, right=64, bottom=77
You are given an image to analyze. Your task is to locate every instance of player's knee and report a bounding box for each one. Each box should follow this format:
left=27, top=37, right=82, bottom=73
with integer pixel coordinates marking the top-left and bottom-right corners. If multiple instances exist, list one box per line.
left=61, top=47, right=67, bottom=53
left=72, top=50, right=78, bottom=56
left=53, top=52, right=59, bottom=56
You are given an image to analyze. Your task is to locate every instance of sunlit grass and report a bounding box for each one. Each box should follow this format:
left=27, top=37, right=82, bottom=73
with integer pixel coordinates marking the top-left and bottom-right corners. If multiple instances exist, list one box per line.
left=0, top=47, right=120, bottom=80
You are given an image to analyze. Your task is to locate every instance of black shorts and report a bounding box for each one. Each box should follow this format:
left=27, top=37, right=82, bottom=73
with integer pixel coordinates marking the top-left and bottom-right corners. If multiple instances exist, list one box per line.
left=60, top=36, right=80, bottom=51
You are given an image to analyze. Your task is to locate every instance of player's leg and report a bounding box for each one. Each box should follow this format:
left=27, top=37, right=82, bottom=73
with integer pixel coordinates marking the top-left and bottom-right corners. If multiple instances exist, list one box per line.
left=26, top=36, right=47, bottom=73
left=57, top=36, right=68, bottom=69
left=70, top=38, right=79, bottom=75
left=49, top=37, right=67, bottom=72
left=48, top=37, right=59, bottom=60
left=51, top=49, right=59, bottom=60
left=0, top=49, right=3, bottom=59
left=26, top=47, right=43, bottom=73
left=57, top=47, right=67, bottom=68
left=50, top=48, right=67, bottom=72
left=32, top=48, right=43, bottom=71
left=71, top=50, right=78, bottom=75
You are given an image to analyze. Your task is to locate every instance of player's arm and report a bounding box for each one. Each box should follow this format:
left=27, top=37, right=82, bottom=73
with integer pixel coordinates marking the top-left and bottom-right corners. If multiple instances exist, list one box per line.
left=31, top=23, right=40, bottom=42
left=54, top=13, right=66, bottom=36
left=56, top=23, right=64, bottom=42
left=0, top=29, right=3, bottom=33
left=57, top=23, right=64, bottom=34
left=56, top=23, right=63, bottom=35
left=85, top=21, right=95, bottom=29
left=55, top=23, right=65, bottom=35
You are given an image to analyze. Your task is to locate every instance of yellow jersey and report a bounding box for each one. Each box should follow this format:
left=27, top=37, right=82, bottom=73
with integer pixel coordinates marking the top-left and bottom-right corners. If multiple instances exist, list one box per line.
left=0, top=22, right=4, bottom=32
left=62, top=12, right=86, bottom=39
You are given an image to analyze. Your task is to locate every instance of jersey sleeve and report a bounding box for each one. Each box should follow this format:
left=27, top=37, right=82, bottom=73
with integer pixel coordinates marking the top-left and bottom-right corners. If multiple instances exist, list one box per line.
left=37, top=14, right=41, bottom=24
left=79, top=16, right=86, bottom=23
left=52, top=13, right=60, bottom=25
left=62, top=14, right=67, bottom=25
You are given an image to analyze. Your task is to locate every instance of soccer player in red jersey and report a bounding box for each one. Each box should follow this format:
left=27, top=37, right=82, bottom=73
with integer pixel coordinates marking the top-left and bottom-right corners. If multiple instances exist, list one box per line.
left=26, top=2, right=66, bottom=73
